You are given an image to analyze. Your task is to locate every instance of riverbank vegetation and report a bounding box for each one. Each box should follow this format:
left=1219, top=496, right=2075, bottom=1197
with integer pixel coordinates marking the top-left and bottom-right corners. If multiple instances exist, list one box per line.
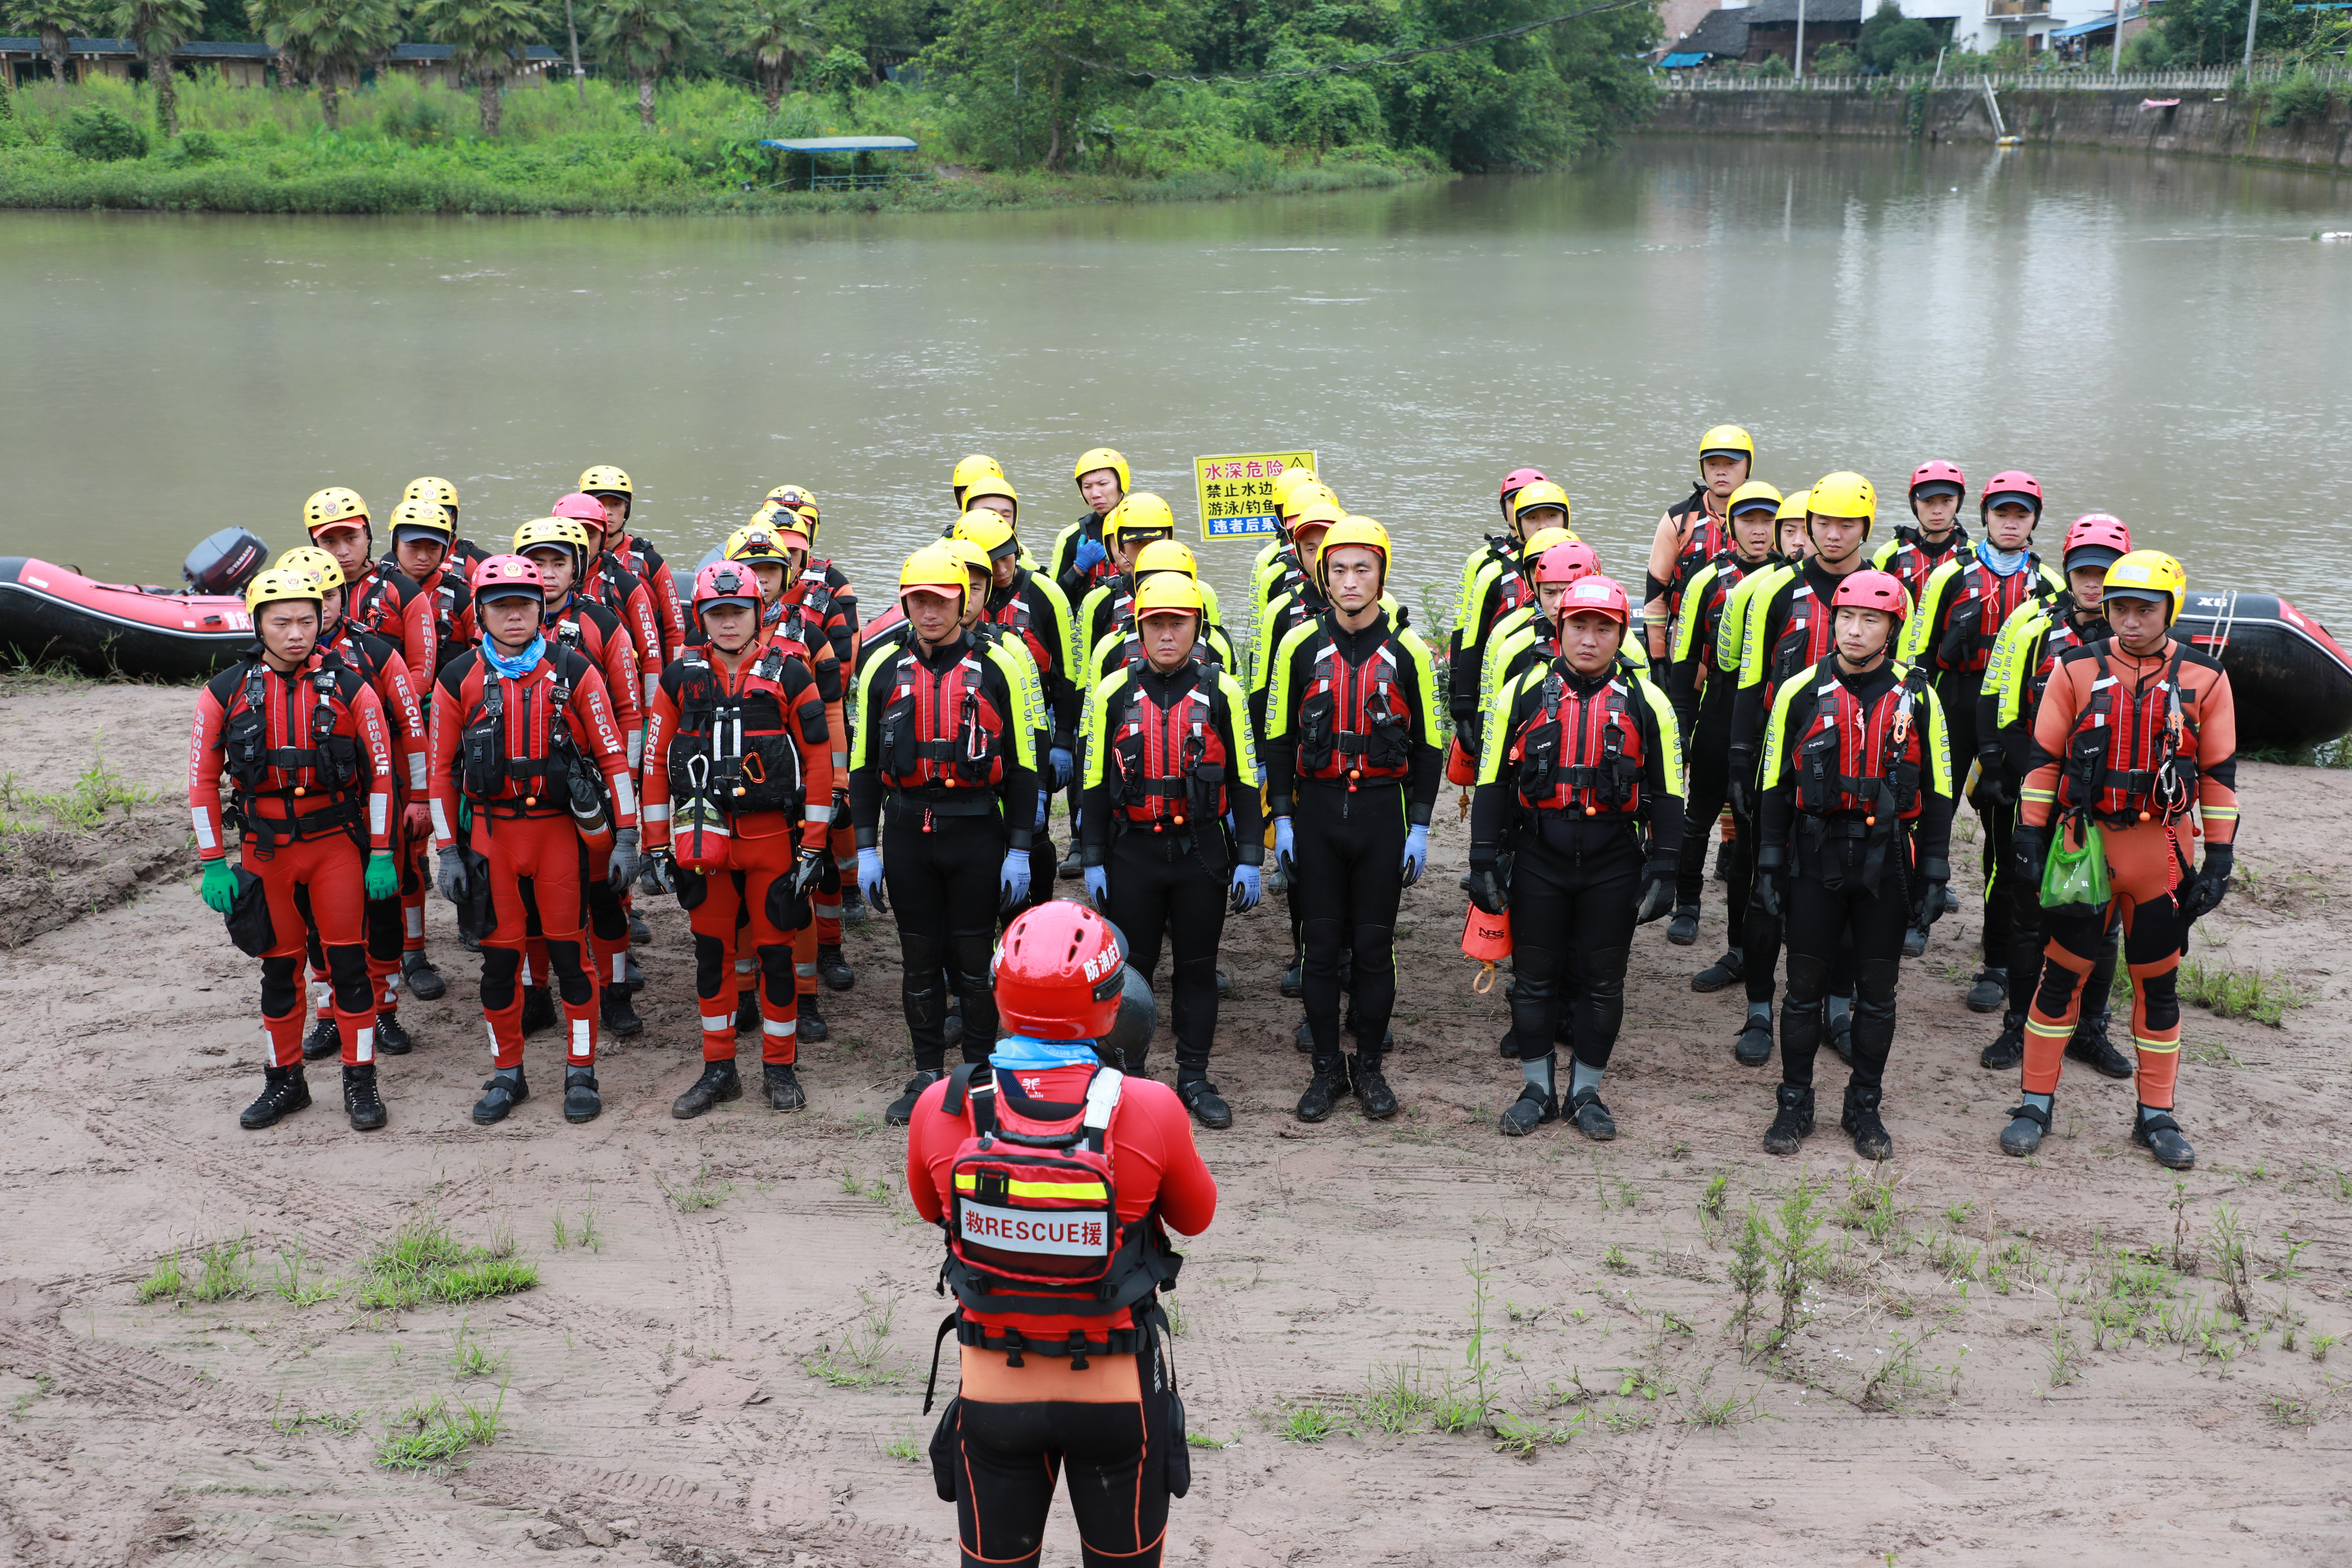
left=0, top=0, right=1660, bottom=215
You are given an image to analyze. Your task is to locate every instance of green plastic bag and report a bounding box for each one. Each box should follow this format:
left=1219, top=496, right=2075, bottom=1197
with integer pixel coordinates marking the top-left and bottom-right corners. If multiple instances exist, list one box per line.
left=2040, top=819, right=2110, bottom=915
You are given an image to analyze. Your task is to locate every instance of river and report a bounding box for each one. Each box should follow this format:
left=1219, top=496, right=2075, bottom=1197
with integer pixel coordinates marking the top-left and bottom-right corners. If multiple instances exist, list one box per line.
left=6, top=138, right=2350, bottom=628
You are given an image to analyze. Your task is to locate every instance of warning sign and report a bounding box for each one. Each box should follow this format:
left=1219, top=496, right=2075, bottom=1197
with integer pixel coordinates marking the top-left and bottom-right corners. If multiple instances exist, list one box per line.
left=1192, top=450, right=1316, bottom=543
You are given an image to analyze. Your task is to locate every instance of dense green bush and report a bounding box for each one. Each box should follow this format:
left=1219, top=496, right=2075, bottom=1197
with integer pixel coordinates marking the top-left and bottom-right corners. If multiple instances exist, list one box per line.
left=61, top=105, right=149, bottom=161
left=2120, top=29, right=2174, bottom=70
left=2264, top=69, right=2334, bottom=128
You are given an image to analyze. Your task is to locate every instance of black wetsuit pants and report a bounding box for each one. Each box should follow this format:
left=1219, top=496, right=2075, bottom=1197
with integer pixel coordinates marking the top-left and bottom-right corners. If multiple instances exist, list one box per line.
left=950, top=1384, right=1174, bottom=1568
left=883, top=810, right=1002, bottom=1072
left=1780, top=834, right=1909, bottom=1105
left=1105, top=826, right=1228, bottom=1076
left=1292, top=782, right=1406, bottom=1069
left=1505, top=821, right=1640, bottom=1070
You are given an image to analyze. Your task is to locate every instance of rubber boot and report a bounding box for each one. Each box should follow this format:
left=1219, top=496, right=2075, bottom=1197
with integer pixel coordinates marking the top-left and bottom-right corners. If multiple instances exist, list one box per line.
left=1733, top=1004, right=1774, bottom=1068
left=1980, top=1010, right=2026, bottom=1071
left=628, top=909, right=653, bottom=945
left=1762, top=1083, right=1814, bottom=1156
left=302, top=1013, right=340, bottom=1063
left=1176, top=1072, right=1231, bottom=1130
left=1902, top=922, right=1929, bottom=959
left=798, top=994, right=830, bottom=1043
left=401, top=951, right=447, bottom=1001
left=1568, top=1086, right=1617, bottom=1142
left=622, top=954, right=644, bottom=993
left=2065, top=1006, right=2133, bottom=1079
left=1827, top=997, right=1855, bottom=1065
left=376, top=1010, right=414, bottom=1056
left=887, top=1069, right=944, bottom=1127
left=941, top=993, right=965, bottom=1055
left=519, top=986, right=557, bottom=1036
left=2000, top=1099, right=2050, bottom=1157
left=2132, top=1107, right=2196, bottom=1170
left=1295, top=1056, right=1349, bottom=1123
left=240, top=1064, right=310, bottom=1129
left=601, top=989, right=644, bottom=1040
left=1352, top=1055, right=1398, bottom=1120
left=839, top=884, right=868, bottom=924
left=764, top=1062, right=806, bottom=1112
left=563, top=1066, right=601, bottom=1124
left=1692, top=948, right=1742, bottom=994
left=1840, top=1082, right=1892, bottom=1161
left=1665, top=905, right=1701, bottom=946
left=472, top=1066, right=527, bottom=1125
left=1058, top=848, right=1084, bottom=881
left=817, top=944, right=854, bottom=991
left=672, top=1060, right=741, bottom=1119
left=1294, top=1016, right=1315, bottom=1054
left=343, top=1064, right=387, bottom=1131
left=1966, top=967, right=2009, bottom=1015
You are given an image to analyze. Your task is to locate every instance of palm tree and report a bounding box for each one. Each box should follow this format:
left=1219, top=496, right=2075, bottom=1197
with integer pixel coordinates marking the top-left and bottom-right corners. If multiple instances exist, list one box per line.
left=717, top=0, right=822, bottom=114
left=109, top=0, right=204, bottom=134
left=3, top=1, right=98, bottom=90
left=413, top=0, right=552, bottom=135
left=590, top=0, right=702, bottom=131
left=244, top=0, right=400, bottom=130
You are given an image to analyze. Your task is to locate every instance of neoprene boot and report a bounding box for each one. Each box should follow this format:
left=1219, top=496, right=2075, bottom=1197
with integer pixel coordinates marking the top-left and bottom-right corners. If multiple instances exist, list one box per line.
left=472, top=1066, right=527, bottom=1125
left=1966, top=967, right=2009, bottom=1014
left=1980, top=1011, right=2026, bottom=1071
left=1762, top=1083, right=1814, bottom=1156
left=1216, top=968, right=1233, bottom=999
left=1280, top=961, right=1304, bottom=999
left=376, top=1010, right=413, bottom=1056
left=1499, top=1076, right=1558, bottom=1137
left=519, top=986, right=557, bottom=1036
left=941, top=993, right=964, bottom=1054
left=1692, top=948, right=1742, bottom=994
left=1058, top=848, right=1083, bottom=881
left=673, top=1060, right=741, bottom=1119
left=1295, top=1016, right=1315, bottom=1053
left=735, top=988, right=760, bottom=1035
left=886, top=1069, right=943, bottom=1126
left=817, top=944, right=854, bottom=991
left=1665, top=905, right=1701, bottom=946
left=1176, top=1072, right=1232, bottom=1130
left=563, top=1066, right=601, bottom=1124
left=401, top=951, right=447, bottom=1001
left=1295, top=1057, right=1349, bottom=1123
left=240, top=1064, right=310, bottom=1129
left=602, top=989, right=644, bottom=1039
left=1733, top=1004, right=1774, bottom=1068
left=628, top=909, right=653, bottom=945
left=302, top=1013, right=340, bottom=1062
left=1902, top=921, right=1929, bottom=959
left=1827, top=997, right=1855, bottom=1065
left=1351, top=1055, right=1398, bottom=1120
left=622, top=954, right=644, bottom=993
left=2132, top=1107, right=2196, bottom=1170
left=798, top=994, right=829, bottom=1042
left=2000, top=1099, right=2049, bottom=1157
left=1841, top=1082, right=1892, bottom=1161
left=1568, top=1085, right=1616, bottom=1142
left=764, top=1062, right=806, bottom=1112
left=2066, top=1007, right=2133, bottom=1079
left=839, top=884, right=869, bottom=923
left=343, top=1063, right=386, bottom=1131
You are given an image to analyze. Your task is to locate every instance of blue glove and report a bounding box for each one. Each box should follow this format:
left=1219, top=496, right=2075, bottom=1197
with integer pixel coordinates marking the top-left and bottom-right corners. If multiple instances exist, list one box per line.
left=200, top=858, right=237, bottom=913
left=1401, top=823, right=1430, bottom=887
left=1229, top=862, right=1262, bottom=913
left=1274, top=816, right=1294, bottom=875
left=1085, top=864, right=1108, bottom=906
left=1074, top=536, right=1107, bottom=574
left=1050, top=747, right=1074, bottom=790
left=1036, top=790, right=1050, bottom=831
left=999, top=847, right=1032, bottom=911
left=858, top=846, right=889, bottom=913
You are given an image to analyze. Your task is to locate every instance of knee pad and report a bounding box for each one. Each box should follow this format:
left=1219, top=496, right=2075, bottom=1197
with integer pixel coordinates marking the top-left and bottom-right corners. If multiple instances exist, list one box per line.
left=2033, top=956, right=2088, bottom=1017
left=899, top=928, right=944, bottom=980
left=950, top=935, right=996, bottom=995
left=2137, top=966, right=2180, bottom=1035
left=325, top=944, right=372, bottom=1013
left=259, top=954, right=301, bottom=1019
left=1301, top=919, right=1345, bottom=969
left=1581, top=946, right=1630, bottom=988
left=759, top=943, right=796, bottom=1005
left=1857, top=958, right=1900, bottom=1009
left=1351, top=926, right=1395, bottom=978
left=1511, top=944, right=1563, bottom=985
left=545, top=939, right=594, bottom=1005
left=1784, top=953, right=1830, bottom=1006
left=479, top=947, right=523, bottom=1010
left=693, top=932, right=729, bottom=1000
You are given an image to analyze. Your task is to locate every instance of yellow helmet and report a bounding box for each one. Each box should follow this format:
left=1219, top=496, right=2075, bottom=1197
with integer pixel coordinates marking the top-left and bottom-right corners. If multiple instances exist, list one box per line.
left=388, top=498, right=455, bottom=541
left=403, top=476, right=459, bottom=512
left=1508, top=481, right=1572, bottom=534
left=1072, top=447, right=1131, bottom=493
left=726, top=516, right=802, bottom=562
left=1132, top=539, right=1199, bottom=579
left=1776, top=491, right=1809, bottom=523
left=764, top=483, right=818, bottom=514
left=303, top=486, right=369, bottom=535
left=962, top=474, right=1019, bottom=523
left=1268, top=464, right=1319, bottom=508
left=1519, top=525, right=1577, bottom=567
left=1807, top=471, right=1877, bottom=527
left=273, top=546, right=345, bottom=594
left=901, top=545, right=971, bottom=610
left=1316, top=517, right=1391, bottom=592
left=1133, top=572, right=1205, bottom=620
left=244, top=567, right=323, bottom=615
left=943, top=537, right=993, bottom=581
left=1105, top=492, right=1177, bottom=541
left=1727, top=479, right=1784, bottom=518
left=1699, top=425, right=1756, bottom=465
left=1290, top=495, right=1346, bottom=544
left=577, top=464, right=633, bottom=498
left=951, top=454, right=1004, bottom=508
left=2102, top=550, right=2188, bottom=623
left=953, top=508, right=1020, bottom=563
left=514, top=517, right=593, bottom=562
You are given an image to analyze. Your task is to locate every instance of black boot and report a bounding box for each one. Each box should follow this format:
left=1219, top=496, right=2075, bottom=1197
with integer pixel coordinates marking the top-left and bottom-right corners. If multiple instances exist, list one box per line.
left=472, top=1066, right=527, bottom=1125
left=839, top=884, right=869, bottom=923
left=2065, top=1008, right=2133, bottom=1079
left=1176, top=1073, right=1231, bottom=1130
left=302, top=1013, right=340, bottom=1062
left=735, top=988, right=760, bottom=1035
left=1294, top=1016, right=1316, bottom=1054
left=764, top=1062, right=806, bottom=1112
left=2132, top=1107, right=2196, bottom=1170
left=1280, top=961, right=1304, bottom=999
left=940, top=996, right=964, bottom=1055
left=886, top=1069, right=944, bottom=1126
left=1567, top=1085, right=1616, bottom=1142
left=1058, top=848, right=1084, bottom=881
left=401, top=951, right=447, bottom=1001
left=1841, top=1082, right=1892, bottom=1161
left=240, top=1064, right=310, bottom=1129
left=563, top=1066, right=601, bottom=1124
left=1692, top=948, right=1742, bottom=994
left=817, top=944, right=854, bottom=991
left=1295, top=1057, right=1349, bottom=1123
left=1762, top=1083, right=1814, bottom=1156
left=1499, top=1081, right=1557, bottom=1137
left=343, top=1064, right=387, bottom=1131
left=622, top=954, right=644, bottom=993
left=602, top=989, right=644, bottom=1040
left=1980, top=1010, right=2026, bottom=1071
left=1665, top=904, right=1701, bottom=946
left=376, top=1010, right=414, bottom=1056
left=1999, top=1099, right=2050, bottom=1157
left=628, top=909, right=652, bottom=945
left=798, top=994, right=830, bottom=1043
left=1732, top=1005, right=1774, bottom=1068
left=1966, top=967, right=2009, bottom=1014
left=1901, top=922, right=1929, bottom=959
left=1827, top=1001, right=1855, bottom=1065
left=672, top=1060, right=741, bottom=1120
left=1351, top=1055, right=1398, bottom=1120
left=519, top=987, right=557, bottom=1036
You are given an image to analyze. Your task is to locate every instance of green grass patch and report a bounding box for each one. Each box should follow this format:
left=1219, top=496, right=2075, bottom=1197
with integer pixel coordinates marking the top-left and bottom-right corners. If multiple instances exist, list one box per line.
left=2179, top=959, right=2308, bottom=1028
left=374, top=1387, right=507, bottom=1470
left=357, top=1215, right=535, bottom=1311
left=136, top=1249, right=184, bottom=1304
left=662, top=1164, right=736, bottom=1213
left=0, top=740, right=159, bottom=833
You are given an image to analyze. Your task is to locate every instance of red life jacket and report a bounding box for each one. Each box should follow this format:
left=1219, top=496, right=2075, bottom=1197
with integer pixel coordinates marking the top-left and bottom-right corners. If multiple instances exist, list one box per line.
left=584, top=552, right=643, bottom=624
left=2056, top=645, right=2198, bottom=827
left=779, top=560, right=844, bottom=644
left=1296, top=636, right=1411, bottom=788
left=1767, top=579, right=1837, bottom=688
left=1110, top=670, right=1228, bottom=827
left=390, top=556, right=472, bottom=671
left=1937, top=558, right=2045, bottom=676
left=665, top=644, right=806, bottom=862
left=1507, top=669, right=1644, bottom=818
left=986, top=582, right=1055, bottom=675
left=1670, top=510, right=1730, bottom=611
left=219, top=656, right=368, bottom=845
left=878, top=645, right=1008, bottom=796
left=1878, top=526, right=1965, bottom=603
left=344, top=563, right=414, bottom=646
left=454, top=648, right=591, bottom=814
left=1791, top=667, right=1926, bottom=823
left=2027, top=603, right=2104, bottom=714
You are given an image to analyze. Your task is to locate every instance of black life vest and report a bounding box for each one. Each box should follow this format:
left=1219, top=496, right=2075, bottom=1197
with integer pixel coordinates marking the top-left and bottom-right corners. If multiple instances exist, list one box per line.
left=1938, top=557, right=2045, bottom=676
left=987, top=580, right=1055, bottom=676
left=1768, top=578, right=1837, bottom=688
left=2056, top=645, right=2199, bottom=827
left=457, top=650, right=586, bottom=812
left=1111, top=669, right=1228, bottom=828
left=1791, top=667, right=1925, bottom=825
left=666, top=645, right=806, bottom=848
left=1296, top=634, right=1411, bottom=789
left=1509, top=668, right=1643, bottom=818
left=879, top=644, right=1008, bottom=796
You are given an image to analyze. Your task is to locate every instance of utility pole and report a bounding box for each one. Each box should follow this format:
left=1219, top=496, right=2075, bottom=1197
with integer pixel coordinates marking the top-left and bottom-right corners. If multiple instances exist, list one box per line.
left=2109, top=0, right=2123, bottom=72
left=1795, top=0, right=1808, bottom=78
left=2241, top=0, right=2259, bottom=74
left=565, top=0, right=586, bottom=107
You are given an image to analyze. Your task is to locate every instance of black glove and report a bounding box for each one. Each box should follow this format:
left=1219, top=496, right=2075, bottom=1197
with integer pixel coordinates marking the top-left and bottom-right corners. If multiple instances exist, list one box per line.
left=1632, top=858, right=1676, bottom=925
left=830, top=788, right=850, bottom=828
left=2011, top=824, right=2051, bottom=890
left=789, top=844, right=829, bottom=899
left=1726, top=751, right=1755, bottom=822
left=640, top=849, right=677, bottom=896
left=1750, top=845, right=1784, bottom=921
left=1913, top=856, right=1950, bottom=930
left=1463, top=863, right=1509, bottom=916
left=1975, top=748, right=2016, bottom=809
left=2178, top=843, right=2233, bottom=920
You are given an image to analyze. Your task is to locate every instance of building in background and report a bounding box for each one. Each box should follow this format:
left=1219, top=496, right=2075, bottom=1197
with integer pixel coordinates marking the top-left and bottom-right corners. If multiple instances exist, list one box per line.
left=1, top=37, right=558, bottom=90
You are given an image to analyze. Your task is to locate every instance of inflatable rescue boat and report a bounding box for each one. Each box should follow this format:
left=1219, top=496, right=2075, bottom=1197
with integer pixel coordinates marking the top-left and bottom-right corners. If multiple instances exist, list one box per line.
left=0, top=556, right=254, bottom=680
left=2173, top=590, right=2352, bottom=753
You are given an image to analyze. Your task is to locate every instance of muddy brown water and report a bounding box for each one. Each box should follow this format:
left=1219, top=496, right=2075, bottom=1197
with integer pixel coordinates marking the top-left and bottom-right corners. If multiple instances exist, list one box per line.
left=5, top=137, right=2349, bottom=628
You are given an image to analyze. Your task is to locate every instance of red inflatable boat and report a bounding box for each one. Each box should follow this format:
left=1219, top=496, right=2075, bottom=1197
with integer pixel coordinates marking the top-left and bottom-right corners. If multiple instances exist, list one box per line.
left=0, top=557, right=253, bottom=680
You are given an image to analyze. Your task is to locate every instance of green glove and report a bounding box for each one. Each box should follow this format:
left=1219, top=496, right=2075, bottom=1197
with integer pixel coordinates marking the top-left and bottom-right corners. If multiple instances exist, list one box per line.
left=365, top=851, right=399, bottom=902
left=200, top=858, right=238, bottom=914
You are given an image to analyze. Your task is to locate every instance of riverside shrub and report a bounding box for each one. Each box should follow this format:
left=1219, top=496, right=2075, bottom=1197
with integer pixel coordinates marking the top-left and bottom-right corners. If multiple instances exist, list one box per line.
left=61, top=105, right=148, bottom=162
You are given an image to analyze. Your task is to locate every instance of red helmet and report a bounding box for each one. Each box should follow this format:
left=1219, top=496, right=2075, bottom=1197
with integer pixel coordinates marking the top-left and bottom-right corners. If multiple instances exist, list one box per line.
left=1554, top=573, right=1630, bottom=627
left=691, top=561, right=763, bottom=618
left=1981, top=470, right=2043, bottom=517
left=1908, top=460, right=1966, bottom=504
left=552, top=491, right=610, bottom=526
left=1498, top=466, right=1547, bottom=516
left=994, top=902, right=1126, bottom=1041
left=1831, top=568, right=1909, bottom=622
left=1530, top=539, right=1600, bottom=586
left=470, top=553, right=545, bottom=603
left=2061, top=512, right=2131, bottom=574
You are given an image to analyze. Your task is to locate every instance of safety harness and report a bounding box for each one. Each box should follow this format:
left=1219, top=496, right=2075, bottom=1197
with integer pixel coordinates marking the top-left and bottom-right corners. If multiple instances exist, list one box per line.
left=222, top=657, right=364, bottom=853
left=2057, top=644, right=2197, bottom=828
left=879, top=642, right=1008, bottom=820
left=1510, top=669, right=1644, bottom=819
left=458, top=650, right=585, bottom=816
left=1297, top=635, right=1410, bottom=790
left=666, top=645, right=805, bottom=862
left=1790, top=663, right=1927, bottom=892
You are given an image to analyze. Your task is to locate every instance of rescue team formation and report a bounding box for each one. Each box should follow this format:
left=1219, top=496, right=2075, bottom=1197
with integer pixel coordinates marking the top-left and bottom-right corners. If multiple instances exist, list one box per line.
left=190, top=436, right=2238, bottom=1176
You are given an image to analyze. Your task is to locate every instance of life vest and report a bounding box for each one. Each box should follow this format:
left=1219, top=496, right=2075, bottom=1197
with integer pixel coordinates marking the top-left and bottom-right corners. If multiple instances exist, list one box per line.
left=423, top=569, right=471, bottom=671
left=456, top=650, right=587, bottom=814
left=1791, top=668, right=1925, bottom=825
left=878, top=644, right=1008, bottom=797
left=2056, top=645, right=2198, bottom=828
left=986, top=582, right=1055, bottom=675
left=1768, top=579, right=1836, bottom=687
left=220, top=657, right=365, bottom=846
left=937, top=1065, right=1181, bottom=1355
left=1296, top=635, right=1411, bottom=789
left=1879, top=527, right=1964, bottom=603
left=1111, top=669, right=1229, bottom=828
left=779, top=560, right=841, bottom=644
left=1508, top=669, right=1643, bottom=818
left=665, top=645, right=806, bottom=859
left=1689, top=553, right=1769, bottom=675
left=584, top=552, right=642, bottom=624
left=1670, top=510, right=1730, bottom=609
left=344, top=564, right=410, bottom=646
left=2026, top=604, right=2104, bottom=715
left=1938, top=558, right=2045, bottom=676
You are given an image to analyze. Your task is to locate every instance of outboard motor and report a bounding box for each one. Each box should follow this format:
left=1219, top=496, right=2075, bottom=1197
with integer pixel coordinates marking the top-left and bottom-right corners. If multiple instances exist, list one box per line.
left=184, top=528, right=270, bottom=596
